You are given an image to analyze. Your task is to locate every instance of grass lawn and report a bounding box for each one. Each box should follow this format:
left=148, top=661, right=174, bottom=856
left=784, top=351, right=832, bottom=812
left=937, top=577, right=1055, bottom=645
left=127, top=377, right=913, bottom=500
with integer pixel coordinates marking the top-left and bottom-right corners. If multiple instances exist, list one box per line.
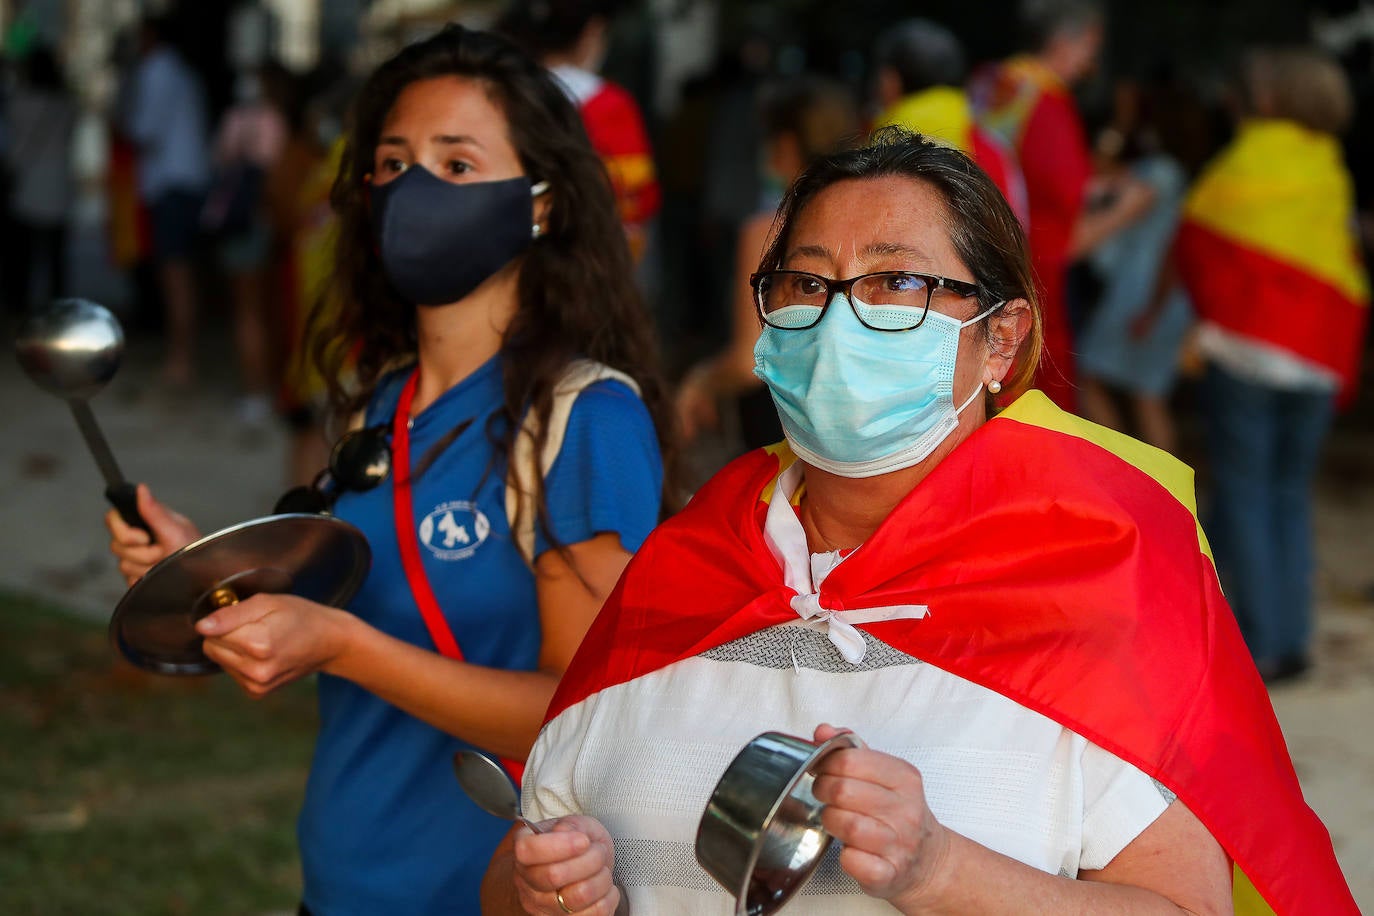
left=0, top=590, right=317, bottom=915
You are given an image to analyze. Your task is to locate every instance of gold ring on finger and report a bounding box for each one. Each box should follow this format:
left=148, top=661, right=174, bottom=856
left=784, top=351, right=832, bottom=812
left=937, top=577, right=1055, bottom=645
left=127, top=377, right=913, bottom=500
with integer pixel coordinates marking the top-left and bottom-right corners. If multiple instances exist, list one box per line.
left=555, top=887, right=574, bottom=914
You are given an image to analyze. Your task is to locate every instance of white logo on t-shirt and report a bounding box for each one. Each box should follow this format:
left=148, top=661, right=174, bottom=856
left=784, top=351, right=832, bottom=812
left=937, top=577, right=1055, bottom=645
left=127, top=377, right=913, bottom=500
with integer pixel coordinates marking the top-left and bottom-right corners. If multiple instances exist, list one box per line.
left=418, top=501, right=490, bottom=560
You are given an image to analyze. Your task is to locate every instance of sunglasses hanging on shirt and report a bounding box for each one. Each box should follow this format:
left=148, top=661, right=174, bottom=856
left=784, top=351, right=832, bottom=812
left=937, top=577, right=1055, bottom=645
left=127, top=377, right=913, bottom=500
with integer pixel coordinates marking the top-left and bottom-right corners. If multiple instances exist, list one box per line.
left=272, top=416, right=471, bottom=515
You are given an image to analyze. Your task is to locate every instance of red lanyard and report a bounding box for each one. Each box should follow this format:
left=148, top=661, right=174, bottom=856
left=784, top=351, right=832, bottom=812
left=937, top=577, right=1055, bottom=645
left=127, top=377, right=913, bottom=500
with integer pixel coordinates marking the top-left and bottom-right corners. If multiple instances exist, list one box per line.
left=388, top=368, right=533, bottom=781
left=391, top=370, right=464, bottom=660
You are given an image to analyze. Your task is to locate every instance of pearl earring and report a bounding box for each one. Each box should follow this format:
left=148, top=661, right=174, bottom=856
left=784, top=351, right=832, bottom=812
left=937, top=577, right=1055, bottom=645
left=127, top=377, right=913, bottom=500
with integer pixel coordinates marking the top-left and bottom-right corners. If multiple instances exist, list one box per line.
left=531, top=223, right=544, bottom=239
left=988, top=378, right=1003, bottom=394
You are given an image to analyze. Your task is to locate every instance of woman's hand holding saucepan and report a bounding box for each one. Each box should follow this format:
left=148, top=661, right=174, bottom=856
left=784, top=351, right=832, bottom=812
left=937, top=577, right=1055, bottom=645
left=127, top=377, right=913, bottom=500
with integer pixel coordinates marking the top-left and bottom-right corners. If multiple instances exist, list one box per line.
left=195, top=593, right=353, bottom=698
left=513, top=815, right=624, bottom=915
left=811, top=723, right=954, bottom=912
left=104, top=484, right=352, bottom=697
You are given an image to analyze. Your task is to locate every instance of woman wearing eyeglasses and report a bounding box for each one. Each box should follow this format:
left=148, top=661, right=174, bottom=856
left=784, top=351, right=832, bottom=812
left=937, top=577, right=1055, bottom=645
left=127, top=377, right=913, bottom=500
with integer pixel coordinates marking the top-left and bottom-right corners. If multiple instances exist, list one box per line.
left=105, top=26, right=671, bottom=914
left=484, top=131, right=1355, bottom=915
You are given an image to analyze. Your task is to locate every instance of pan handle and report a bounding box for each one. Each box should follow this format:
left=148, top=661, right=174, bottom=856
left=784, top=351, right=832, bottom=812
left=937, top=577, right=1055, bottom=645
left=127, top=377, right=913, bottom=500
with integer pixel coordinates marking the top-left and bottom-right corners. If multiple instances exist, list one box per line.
left=105, top=481, right=155, bottom=542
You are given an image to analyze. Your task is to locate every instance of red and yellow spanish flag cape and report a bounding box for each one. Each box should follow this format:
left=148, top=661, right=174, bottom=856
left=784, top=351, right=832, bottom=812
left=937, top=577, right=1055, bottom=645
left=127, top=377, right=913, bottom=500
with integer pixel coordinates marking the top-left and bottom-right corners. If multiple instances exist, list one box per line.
left=975, top=55, right=1070, bottom=149
left=875, top=86, right=1029, bottom=226
left=107, top=135, right=151, bottom=268
left=1176, top=118, right=1369, bottom=395
left=578, top=81, right=661, bottom=233
left=876, top=85, right=978, bottom=151
left=973, top=56, right=1090, bottom=409
left=548, top=391, right=1356, bottom=914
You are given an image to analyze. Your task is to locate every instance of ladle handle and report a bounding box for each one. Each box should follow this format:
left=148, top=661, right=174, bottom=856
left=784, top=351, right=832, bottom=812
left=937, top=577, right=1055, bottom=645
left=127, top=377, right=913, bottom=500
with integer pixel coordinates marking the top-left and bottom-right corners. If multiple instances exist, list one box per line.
left=105, top=481, right=154, bottom=542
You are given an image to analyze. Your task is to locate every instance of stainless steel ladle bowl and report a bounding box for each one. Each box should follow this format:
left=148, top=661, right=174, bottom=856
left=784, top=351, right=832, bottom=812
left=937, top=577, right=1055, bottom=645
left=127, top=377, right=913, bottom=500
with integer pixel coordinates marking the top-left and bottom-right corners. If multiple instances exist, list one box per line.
left=14, top=299, right=148, bottom=534
left=15, top=298, right=125, bottom=401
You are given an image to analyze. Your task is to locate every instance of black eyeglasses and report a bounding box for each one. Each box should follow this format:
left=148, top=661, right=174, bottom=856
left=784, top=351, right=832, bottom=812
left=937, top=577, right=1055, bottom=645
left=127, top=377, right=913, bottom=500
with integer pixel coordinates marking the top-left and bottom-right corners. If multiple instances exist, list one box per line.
left=272, top=417, right=471, bottom=515
left=750, top=269, right=983, bottom=332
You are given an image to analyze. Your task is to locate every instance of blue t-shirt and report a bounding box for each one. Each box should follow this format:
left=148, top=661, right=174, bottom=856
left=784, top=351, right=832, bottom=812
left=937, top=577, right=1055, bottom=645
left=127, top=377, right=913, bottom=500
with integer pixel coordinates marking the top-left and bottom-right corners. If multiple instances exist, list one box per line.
left=298, top=355, right=662, bottom=914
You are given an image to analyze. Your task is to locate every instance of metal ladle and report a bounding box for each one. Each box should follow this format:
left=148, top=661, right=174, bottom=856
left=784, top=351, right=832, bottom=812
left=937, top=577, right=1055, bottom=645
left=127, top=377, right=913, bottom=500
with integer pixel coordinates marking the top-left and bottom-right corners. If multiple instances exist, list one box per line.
left=14, top=298, right=150, bottom=536
left=453, top=750, right=545, bottom=834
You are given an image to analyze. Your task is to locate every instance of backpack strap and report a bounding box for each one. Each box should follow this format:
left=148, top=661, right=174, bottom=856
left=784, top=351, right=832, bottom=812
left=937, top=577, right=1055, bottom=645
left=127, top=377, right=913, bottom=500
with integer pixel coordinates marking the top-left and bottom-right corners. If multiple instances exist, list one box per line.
left=506, top=359, right=641, bottom=564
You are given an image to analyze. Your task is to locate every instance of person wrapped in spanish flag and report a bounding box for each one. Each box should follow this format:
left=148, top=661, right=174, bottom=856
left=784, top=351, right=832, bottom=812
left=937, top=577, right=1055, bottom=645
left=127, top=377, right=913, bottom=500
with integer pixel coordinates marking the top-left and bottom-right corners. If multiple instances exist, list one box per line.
left=481, top=130, right=1357, bottom=915
left=969, top=0, right=1102, bottom=411
left=1173, top=47, right=1369, bottom=685
left=871, top=17, right=1027, bottom=227
left=498, top=0, right=661, bottom=262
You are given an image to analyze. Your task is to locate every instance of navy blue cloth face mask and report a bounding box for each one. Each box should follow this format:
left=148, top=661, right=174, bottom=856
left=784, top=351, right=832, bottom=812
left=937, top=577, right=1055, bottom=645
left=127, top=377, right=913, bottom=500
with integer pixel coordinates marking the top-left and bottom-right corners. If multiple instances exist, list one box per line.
left=369, top=165, right=547, bottom=306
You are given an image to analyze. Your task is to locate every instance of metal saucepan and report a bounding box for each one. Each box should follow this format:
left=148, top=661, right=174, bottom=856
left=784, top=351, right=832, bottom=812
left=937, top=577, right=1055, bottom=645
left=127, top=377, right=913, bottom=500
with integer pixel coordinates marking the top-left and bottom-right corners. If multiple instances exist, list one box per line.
left=696, top=730, right=864, bottom=916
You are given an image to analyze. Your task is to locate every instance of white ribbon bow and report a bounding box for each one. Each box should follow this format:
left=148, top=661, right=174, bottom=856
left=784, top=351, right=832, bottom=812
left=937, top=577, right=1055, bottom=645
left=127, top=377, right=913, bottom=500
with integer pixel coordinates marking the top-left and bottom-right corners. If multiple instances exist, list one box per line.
left=763, top=461, right=929, bottom=666
left=789, top=592, right=928, bottom=664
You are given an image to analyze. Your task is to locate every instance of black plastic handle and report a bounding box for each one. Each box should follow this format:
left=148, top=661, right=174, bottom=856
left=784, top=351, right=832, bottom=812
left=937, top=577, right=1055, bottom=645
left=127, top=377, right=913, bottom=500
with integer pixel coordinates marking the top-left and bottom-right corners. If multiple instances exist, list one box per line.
left=105, top=481, right=155, bottom=543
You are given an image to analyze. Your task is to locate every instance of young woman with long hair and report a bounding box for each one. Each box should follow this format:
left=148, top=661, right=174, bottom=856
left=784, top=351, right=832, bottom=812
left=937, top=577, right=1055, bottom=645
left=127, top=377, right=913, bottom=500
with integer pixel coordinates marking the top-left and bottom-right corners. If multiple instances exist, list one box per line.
left=107, top=25, right=673, bottom=913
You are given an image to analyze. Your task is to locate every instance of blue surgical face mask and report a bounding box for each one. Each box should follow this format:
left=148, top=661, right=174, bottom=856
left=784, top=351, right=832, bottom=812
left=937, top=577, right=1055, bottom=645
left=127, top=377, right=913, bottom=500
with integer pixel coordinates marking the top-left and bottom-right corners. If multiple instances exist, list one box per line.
left=754, top=293, right=1000, bottom=477
left=369, top=166, right=548, bottom=306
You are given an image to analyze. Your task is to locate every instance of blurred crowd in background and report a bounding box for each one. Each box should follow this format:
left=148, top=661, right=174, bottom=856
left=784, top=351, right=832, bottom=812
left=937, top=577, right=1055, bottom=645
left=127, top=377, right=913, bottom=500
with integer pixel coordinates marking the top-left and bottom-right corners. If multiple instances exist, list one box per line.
left=1, top=0, right=1372, bottom=679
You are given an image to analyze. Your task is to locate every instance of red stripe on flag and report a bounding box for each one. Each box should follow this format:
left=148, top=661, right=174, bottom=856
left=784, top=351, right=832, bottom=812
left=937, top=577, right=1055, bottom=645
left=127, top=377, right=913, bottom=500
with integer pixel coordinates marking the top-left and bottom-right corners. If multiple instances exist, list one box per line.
left=543, top=447, right=787, bottom=722
left=852, top=419, right=1350, bottom=914
left=1176, top=221, right=1368, bottom=392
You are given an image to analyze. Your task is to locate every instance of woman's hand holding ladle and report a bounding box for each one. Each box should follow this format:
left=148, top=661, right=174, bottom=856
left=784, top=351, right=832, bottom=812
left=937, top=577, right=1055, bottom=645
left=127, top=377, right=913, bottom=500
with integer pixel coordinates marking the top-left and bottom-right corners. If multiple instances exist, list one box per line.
left=105, top=484, right=201, bottom=585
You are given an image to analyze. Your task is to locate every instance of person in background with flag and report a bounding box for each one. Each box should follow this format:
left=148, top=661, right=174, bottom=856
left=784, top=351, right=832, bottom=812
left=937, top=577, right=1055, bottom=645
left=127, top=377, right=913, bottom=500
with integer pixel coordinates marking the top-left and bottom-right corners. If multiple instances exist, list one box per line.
left=1164, top=47, right=1369, bottom=684
left=974, top=0, right=1144, bottom=410
left=483, top=130, right=1356, bottom=915
left=871, top=17, right=1027, bottom=226
left=500, top=0, right=661, bottom=264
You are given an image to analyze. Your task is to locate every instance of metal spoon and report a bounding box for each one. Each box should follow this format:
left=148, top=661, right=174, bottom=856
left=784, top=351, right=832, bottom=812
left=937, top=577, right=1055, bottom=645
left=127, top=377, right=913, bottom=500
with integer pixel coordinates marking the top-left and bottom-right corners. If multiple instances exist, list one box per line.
left=14, top=298, right=151, bottom=537
left=452, top=750, right=544, bottom=834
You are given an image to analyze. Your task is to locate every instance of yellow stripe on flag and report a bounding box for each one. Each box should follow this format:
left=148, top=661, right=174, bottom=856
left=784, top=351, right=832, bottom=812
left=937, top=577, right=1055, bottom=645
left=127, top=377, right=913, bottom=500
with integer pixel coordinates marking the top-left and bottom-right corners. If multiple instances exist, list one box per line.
left=996, top=396, right=1292, bottom=915
left=1000, top=392, right=1214, bottom=564
left=1232, top=865, right=1277, bottom=916
left=874, top=86, right=975, bottom=153
left=1183, top=119, right=1368, bottom=303
left=1002, top=55, right=1066, bottom=94
left=758, top=441, right=799, bottom=506
left=602, top=153, right=656, bottom=191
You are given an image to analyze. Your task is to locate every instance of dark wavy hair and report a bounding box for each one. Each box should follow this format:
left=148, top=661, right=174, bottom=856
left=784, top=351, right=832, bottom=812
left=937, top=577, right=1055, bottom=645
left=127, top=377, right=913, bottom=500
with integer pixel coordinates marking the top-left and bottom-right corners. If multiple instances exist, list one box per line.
left=496, top=0, right=627, bottom=56
left=757, top=75, right=858, bottom=164
left=758, top=128, right=1043, bottom=399
left=307, top=24, right=676, bottom=544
